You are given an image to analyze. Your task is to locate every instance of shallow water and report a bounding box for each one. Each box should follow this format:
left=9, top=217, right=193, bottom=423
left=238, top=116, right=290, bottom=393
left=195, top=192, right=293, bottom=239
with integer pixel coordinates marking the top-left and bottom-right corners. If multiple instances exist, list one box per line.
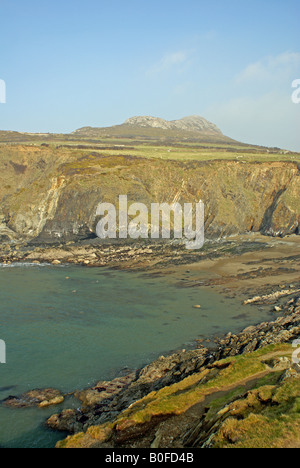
left=0, top=264, right=270, bottom=448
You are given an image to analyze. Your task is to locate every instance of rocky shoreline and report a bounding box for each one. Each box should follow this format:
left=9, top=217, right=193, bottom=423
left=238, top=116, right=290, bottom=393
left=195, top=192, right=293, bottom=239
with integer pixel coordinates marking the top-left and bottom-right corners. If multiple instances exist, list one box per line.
left=45, top=291, right=298, bottom=449
left=5, top=289, right=298, bottom=448
left=1, top=234, right=299, bottom=448
left=43, top=293, right=299, bottom=438
left=0, top=235, right=273, bottom=269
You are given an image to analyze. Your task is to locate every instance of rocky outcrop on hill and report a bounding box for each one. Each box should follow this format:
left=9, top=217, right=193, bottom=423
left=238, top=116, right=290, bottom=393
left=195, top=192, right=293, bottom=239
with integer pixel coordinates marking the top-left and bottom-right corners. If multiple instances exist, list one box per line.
left=124, top=115, right=222, bottom=134
left=73, top=114, right=232, bottom=141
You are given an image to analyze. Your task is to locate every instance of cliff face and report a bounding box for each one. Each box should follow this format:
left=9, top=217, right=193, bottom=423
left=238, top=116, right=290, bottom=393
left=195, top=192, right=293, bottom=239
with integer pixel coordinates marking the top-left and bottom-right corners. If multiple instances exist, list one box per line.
left=0, top=146, right=299, bottom=243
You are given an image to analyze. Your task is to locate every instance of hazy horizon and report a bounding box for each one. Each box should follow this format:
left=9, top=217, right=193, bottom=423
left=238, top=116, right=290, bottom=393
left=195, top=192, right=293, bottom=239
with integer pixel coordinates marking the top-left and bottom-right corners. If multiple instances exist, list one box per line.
left=0, top=0, right=299, bottom=151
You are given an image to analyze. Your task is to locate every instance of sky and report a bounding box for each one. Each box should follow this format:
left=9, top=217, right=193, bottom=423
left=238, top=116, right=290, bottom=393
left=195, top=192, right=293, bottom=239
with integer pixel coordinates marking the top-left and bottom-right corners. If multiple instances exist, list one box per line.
left=0, top=0, right=299, bottom=150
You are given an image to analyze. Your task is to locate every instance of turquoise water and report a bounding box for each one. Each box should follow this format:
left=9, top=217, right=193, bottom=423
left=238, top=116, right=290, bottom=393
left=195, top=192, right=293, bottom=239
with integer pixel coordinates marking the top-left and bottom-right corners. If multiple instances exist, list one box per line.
left=0, top=264, right=270, bottom=448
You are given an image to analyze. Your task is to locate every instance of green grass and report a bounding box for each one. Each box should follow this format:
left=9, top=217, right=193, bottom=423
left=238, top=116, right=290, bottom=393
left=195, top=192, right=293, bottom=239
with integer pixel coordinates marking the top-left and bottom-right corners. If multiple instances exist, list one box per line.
left=70, top=145, right=300, bottom=162
left=1, top=130, right=300, bottom=164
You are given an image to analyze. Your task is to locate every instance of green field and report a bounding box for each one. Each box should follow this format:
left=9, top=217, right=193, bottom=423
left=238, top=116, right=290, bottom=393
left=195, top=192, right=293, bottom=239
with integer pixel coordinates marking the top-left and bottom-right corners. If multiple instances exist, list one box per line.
left=1, top=138, right=299, bottom=164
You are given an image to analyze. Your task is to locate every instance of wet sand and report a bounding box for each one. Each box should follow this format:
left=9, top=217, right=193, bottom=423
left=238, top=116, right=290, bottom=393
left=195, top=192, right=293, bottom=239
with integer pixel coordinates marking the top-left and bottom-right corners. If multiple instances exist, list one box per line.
left=157, top=234, right=300, bottom=300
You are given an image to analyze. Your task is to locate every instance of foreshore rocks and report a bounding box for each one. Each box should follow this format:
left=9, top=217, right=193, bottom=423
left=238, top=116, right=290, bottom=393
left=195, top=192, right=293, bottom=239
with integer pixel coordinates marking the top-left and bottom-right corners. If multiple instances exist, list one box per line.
left=75, top=374, right=136, bottom=410
left=0, top=234, right=286, bottom=271
left=243, top=289, right=300, bottom=305
left=3, top=388, right=64, bottom=409
left=47, top=348, right=211, bottom=433
left=47, top=295, right=300, bottom=437
left=214, top=296, right=300, bottom=359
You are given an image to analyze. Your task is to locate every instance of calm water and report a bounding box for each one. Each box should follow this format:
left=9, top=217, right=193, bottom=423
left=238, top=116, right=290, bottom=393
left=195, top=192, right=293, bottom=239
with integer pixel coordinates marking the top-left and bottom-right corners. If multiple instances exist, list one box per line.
left=0, top=264, right=270, bottom=448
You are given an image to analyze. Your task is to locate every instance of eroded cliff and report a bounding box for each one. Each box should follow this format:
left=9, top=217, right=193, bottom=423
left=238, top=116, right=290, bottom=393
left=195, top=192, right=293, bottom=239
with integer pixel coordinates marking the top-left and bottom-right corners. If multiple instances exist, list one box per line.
left=0, top=145, right=299, bottom=244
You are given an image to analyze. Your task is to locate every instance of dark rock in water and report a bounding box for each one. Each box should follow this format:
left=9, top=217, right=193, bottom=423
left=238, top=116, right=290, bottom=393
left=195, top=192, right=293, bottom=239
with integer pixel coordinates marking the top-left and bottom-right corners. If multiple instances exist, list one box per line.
left=3, top=388, right=64, bottom=408
left=47, top=373, right=136, bottom=434
left=0, top=386, right=17, bottom=393
left=232, top=313, right=247, bottom=320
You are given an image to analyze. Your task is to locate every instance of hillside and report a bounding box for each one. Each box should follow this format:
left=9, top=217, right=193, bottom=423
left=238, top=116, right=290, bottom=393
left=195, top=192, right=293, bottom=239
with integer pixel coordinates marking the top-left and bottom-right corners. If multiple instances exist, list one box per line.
left=0, top=116, right=299, bottom=245
left=0, top=117, right=299, bottom=450
left=72, top=115, right=236, bottom=144
left=0, top=115, right=286, bottom=149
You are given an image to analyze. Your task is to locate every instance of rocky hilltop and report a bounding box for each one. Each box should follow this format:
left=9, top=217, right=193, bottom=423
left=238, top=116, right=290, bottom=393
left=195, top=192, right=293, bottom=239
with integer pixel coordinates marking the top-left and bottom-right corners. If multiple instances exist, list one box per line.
left=72, top=115, right=237, bottom=144
left=124, top=115, right=223, bottom=134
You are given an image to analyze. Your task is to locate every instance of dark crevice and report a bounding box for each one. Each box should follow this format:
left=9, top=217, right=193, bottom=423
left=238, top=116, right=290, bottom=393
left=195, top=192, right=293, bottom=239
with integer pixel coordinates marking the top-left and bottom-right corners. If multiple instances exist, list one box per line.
left=259, top=187, right=287, bottom=233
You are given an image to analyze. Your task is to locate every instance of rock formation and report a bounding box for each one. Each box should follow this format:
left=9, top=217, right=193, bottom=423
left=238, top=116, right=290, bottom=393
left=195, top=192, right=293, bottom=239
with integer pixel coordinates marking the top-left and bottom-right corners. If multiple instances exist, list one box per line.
left=124, top=115, right=222, bottom=134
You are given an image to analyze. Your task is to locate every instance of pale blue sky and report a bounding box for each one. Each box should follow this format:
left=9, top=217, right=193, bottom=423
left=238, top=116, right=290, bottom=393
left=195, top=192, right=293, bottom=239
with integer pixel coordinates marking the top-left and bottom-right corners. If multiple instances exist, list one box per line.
left=0, top=0, right=299, bottom=150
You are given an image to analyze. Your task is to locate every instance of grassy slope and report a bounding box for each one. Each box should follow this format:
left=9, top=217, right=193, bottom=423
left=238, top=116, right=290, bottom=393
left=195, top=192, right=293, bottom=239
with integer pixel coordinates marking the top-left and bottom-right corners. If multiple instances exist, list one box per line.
left=1, top=122, right=300, bottom=164
left=1, top=141, right=300, bottom=164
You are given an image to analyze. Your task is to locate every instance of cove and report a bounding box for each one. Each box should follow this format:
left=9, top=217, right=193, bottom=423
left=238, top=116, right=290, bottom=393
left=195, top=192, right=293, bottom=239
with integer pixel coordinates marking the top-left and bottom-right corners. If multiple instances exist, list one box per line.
left=0, top=263, right=271, bottom=448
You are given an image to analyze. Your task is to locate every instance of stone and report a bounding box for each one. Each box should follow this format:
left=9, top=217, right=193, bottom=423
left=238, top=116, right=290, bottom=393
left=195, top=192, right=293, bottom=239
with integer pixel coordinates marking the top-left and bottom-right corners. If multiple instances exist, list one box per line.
left=38, top=396, right=64, bottom=408
left=4, top=388, right=64, bottom=408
